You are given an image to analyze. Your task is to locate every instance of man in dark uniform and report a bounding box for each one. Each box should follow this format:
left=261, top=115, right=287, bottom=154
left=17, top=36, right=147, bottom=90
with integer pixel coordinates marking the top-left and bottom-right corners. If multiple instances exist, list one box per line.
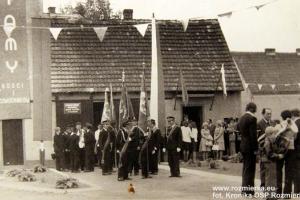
left=257, top=108, right=272, bottom=188
left=116, top=121, right=129, bottom=167
left=139, top=119, right=156, bottom=179
left=237, top=102, right=258, bottom=195
left=148, top=119, right=161, bottom=175
left=128, top=118, right=144, bottom=176
left=117, top=120, right=131, bottom=181
left=99, top=120, right=113, bottom=175
left=53, top=127, right=65, bottom=171
left=292, top=109, right=300, bottom=194
left=84, top=123, right=96, bottom=172
left=164, top=116, right=182, bottom=177
left=63, top=126, right=72, bottom=171
left=108, top=122, right=117, bottom=172
left=69, top=127, right=80, bottom=173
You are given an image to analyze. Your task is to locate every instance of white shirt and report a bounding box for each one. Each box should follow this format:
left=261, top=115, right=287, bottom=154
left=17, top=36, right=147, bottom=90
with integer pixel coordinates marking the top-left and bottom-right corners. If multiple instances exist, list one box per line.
left=77, top=129, right=85, bottom=148
left=181, top=126, right=192, bottom=143
left=190, top=128, right=198, bottom=142
left=95, top=129, right=101, bottom=147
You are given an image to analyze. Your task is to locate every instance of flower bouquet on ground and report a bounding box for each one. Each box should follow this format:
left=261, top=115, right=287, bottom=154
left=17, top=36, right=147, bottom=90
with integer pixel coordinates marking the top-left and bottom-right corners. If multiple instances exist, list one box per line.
left=33, top=165, right=47, bottom=173
left=56, top=178, right=79, bottom=189
left=6, top=169, right=26, bottom=177
left=17, top=171, right=37, bottom=182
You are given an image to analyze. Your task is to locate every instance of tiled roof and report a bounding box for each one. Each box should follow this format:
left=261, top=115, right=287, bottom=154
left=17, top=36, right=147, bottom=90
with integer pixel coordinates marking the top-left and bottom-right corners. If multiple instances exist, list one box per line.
left=232, top=52, right=300, bottom=94
left=51, top=18, right=243, bottom=93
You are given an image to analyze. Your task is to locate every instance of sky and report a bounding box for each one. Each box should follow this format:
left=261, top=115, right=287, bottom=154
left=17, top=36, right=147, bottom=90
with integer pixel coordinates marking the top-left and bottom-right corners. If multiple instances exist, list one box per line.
left=43, top=0, right=300, bottom=52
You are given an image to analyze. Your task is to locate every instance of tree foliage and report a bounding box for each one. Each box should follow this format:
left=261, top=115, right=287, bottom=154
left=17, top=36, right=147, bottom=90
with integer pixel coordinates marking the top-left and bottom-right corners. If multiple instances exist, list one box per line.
left=61, top=0, right=122, bottom=20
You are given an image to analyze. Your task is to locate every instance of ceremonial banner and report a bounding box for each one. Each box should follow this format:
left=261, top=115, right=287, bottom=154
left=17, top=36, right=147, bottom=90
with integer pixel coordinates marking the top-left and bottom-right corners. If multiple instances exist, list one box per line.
left=0, top=0, right=31, bottom=119
left=110, top=83, right=117, bottom=124
left=101, top=88, right=111, bottom=122
left=138, top=70, right=149, bottom=132
left=220, top=64, right=227, bottom=96
left=180, top=69, right=189, bottom=106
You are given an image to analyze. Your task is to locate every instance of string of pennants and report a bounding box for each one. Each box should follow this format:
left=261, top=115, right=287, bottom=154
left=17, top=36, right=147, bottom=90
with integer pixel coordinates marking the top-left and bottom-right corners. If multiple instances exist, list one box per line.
left=0, top=0, right=281, bottom=42
left=244, top=82, right=300, bottom=91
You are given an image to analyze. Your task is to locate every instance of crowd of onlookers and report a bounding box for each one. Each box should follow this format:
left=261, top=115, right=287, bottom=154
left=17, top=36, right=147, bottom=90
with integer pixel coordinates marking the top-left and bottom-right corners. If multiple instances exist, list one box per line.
left=179, top=116, right=241, bottom=162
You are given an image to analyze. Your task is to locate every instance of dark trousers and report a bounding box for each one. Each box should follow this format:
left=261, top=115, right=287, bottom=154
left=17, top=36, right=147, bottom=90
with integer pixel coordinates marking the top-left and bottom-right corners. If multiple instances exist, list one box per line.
left=140, top=148, right=150, bottom=177
left=55, top=151, right=65, bottom=171
left=96, top=147, right=102, bottom=168
left=276, top=158, right=284, bottom=195
left=118, top=152, right=128, bottom=179
left=295, top=157, right=300, bottom=194
left=265, top=162, right=277, bottom=200
left=241, top=152, right=256, bottom=195
left=168, top=150, right=180, bottom=176
left=260, top=161, right=266, bottom=187
left=85, top=148, right=94, bottom=171
left=128, top=150, right=140, bottom=174
left=283, top=150, right=296, bottom=196
left=64, top=151, right=70, bottom=170
left=79, top=148, right=85, bottom=170
left=149, top=151, right=159, bottom=173
left=102, top=149, right=112, bottom=174
left=70, top=151, right=80, bottom=172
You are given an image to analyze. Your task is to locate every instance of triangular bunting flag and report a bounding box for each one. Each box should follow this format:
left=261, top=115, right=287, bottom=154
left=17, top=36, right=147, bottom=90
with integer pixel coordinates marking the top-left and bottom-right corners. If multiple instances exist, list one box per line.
left=134, top=23, right=149, bottom=37
left=258, top=84, right=263, bottom=91
left=255, top=4, right=266, bottom=10
left=218, top=11, right=233, bottom=18
left=180, top=19, right=189, bottom=32
left=93, top=27, right=108, bottom=42
left=270, top=84, right=276, bottom=90
left=49, top=28, right=63, bottom=40
left=244, top=83, right=249, bottom=89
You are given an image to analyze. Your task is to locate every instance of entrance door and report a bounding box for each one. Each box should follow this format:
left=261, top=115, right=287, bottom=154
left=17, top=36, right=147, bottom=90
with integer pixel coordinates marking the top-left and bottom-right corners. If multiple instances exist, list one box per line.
left=182, top=106, right=203, bottom=129
left=2, top=120, right=24, bottom=165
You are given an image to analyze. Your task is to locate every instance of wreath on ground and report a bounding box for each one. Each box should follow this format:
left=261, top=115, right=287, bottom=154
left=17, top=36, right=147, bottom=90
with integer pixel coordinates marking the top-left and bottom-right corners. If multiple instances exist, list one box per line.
left=6, top=169, right=26, bottom=177
left=17, top=171, right=36, bottom=182
left=33, top=165, right=47, bottom=173
left=56, top=178, right=79, bottom=189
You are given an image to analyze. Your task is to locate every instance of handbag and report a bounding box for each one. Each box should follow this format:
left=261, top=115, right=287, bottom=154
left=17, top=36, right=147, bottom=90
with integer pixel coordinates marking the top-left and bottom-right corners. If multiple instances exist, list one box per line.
left=212, top=144, right=219, bottom=151
left=205, top=140, right=213, bottom=147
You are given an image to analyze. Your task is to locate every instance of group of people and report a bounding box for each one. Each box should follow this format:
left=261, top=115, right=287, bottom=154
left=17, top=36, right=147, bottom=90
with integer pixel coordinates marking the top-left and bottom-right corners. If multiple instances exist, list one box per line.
left=53, top=116, right=184, bottom=181
left=239, top=102, right=300, bottom=199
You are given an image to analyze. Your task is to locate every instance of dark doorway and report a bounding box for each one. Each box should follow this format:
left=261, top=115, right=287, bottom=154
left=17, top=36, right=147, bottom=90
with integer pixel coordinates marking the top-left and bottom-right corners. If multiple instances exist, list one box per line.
left=182, top=106, right=203, bottom=129
left=93, top=102, right=104, bottom=129
left=2, top=120, right=24, bottom=165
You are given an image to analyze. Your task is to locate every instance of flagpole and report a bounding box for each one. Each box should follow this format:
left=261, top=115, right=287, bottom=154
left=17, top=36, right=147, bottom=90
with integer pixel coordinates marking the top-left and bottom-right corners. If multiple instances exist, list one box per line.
left=173, top=77, right=179, bottom=110
left=209, top=68, right=222, bottom=111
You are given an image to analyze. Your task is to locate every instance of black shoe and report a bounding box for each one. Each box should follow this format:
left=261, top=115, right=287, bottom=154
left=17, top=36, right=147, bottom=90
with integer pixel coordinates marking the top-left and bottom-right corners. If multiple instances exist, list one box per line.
left=152, top=172, right=158, bottom=175
left=169, top=175, right=175, bottom=178
left=125, top=177, right=132, bottom=180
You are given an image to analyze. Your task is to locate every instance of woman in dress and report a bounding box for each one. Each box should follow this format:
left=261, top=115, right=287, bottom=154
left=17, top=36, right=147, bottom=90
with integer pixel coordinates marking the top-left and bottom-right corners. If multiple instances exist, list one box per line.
left=200, top=122, right=213, bottom=160
left=227, top=119, right=236, bottom=156
left=213, top=120, right=225, bottom=160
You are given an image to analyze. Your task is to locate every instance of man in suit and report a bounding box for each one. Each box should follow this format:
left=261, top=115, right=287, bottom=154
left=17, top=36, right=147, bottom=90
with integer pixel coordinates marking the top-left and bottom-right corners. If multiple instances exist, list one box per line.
left=292, top=109, right=300, bottom=194
left=76, top=122, right=85, bottom=171
left=127, top=118, right=144, bottom=176
left=257, top=108, right=272, bottom=188
left=148, top=119, right=161, bottom=175
left=99, top=120, right=113, bottom=175
left=53, top=127, right=65, bottom=171
left=117, top=120, right=132, bottom=181
left=83, top=123, right=96, bottom=172
left=237, top=102, right=258, bottom=195
left=69, top=127, right=80, bottom=173
left=164, top=116, right=182, bottom=177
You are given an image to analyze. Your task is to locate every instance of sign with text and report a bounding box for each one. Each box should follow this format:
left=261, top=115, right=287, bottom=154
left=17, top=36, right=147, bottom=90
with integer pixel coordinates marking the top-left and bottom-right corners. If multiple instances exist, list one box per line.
left=0, top=0, right=31, bottom=119
left=64, top=103, right=82, bottom=114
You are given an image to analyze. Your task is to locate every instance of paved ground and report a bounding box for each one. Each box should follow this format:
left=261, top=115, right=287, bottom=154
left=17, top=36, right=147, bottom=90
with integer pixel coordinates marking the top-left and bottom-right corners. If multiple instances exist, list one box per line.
left=0, top=163, right=262, bottom=200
